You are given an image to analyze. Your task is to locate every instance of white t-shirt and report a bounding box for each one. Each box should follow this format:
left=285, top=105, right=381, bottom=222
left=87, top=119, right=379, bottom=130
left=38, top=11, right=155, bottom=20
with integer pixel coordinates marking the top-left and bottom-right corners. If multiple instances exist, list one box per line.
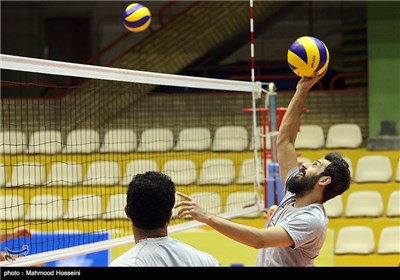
left=256, top=168, right=328, bottom=267
left=109, top=236, right=220, bottom=267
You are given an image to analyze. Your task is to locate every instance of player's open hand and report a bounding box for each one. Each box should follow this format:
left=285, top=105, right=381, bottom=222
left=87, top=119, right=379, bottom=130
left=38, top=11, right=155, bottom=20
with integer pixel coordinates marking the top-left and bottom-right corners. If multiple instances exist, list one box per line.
left=13, top=227, right=32, bottom=239
left=296, top=68, right=327, bottom=92
left=175, top=192, right=210, bottom=223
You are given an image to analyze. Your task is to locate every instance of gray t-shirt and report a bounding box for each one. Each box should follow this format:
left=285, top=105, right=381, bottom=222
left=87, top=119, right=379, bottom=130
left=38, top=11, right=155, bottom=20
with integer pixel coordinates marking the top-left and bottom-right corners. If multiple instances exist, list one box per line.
left=109, top=236, right=220, bottom=267
left=256, top=168, right=328, bottom=267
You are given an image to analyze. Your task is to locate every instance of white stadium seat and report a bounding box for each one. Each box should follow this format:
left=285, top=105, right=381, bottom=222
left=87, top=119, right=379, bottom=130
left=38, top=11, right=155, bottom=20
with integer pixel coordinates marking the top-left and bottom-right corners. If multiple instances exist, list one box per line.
left=386, top=190, right=400, bottom=217
left=334, top=226, right=375, bottom=255
left=26, top=130, right=63, bottom=154
left=377, top=226, right=400, bottom=254
left=198, top=158, right=235, bottom=185
left=325, top=123, right=362, bottom=148
left=62, top=129, right=100, bottom=153
left=225, top=191, right=260, bottom=218
left=25, top=194, right=64, bottom=221
left=354, top=155, right=392, bottom=183
left=100, top=129, right=137, bottom=153
left=83, top=160, right=121, bottom=186
left=323, top=195, right=343, bottom=218
left=236, top=158, right=264, bottom=185
left=64, top=194, right=102, bottom=220
left=137, top=128, right=174, bottom=152
left=0, top=195, right=25, bottom=221
left=294, top=125, right=325, bottom=149
left=0, top=164, right=8, bottom=187
left=345, top=191, right=384, bottom=217
left=0, top=131, right=27, bottom=154
left=212, top=126, right=248, bottom=152
left=8, top=162, right=46, bottom=187
left=46, top=162, right=83, bottom=186
left=162, top=159, right=197, bottom=185
left=175, top=127, right=212, bottom=151
left=102, top=194, right=128, bottom=220
left=191, top=192, right=222, bottom=215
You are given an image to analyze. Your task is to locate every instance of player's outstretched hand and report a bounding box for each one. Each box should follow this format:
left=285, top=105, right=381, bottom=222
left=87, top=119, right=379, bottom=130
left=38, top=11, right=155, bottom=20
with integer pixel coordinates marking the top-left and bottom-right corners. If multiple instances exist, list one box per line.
left=296, top=68, right=328, bottom=92
left=175, top=192, right=210, bottom=223
left=0, top=226, right=32, bottom=243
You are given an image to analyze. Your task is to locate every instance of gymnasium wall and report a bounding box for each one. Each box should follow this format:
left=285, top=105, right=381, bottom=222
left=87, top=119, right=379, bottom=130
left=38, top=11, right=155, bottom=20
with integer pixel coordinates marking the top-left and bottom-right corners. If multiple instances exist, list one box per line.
left=367, top=1, right=400, bottom=138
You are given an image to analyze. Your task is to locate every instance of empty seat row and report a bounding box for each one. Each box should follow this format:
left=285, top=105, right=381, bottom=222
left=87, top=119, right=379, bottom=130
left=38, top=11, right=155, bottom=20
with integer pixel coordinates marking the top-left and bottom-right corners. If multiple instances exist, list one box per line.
left=0, top=193, right=124, bottom=221
left=2, top=190, right=398, bottom=221
left=255, top=123, right=363, bottom=150
left=0, top=126, right=247, bottom=154
left=1, top=153, right=397, bottom=189
left=335, top=225, right=400, bottom=255
left=0, top=191, right=262, bottom=221
left=0, top=123, right=364, bottom=155
left=0, top=158, right=265, bottom=187
left=2, top=194, right=397, bottom=255
left=294, top=123, right=363, bottom=149
left=324, top=190, right=400, bottom=218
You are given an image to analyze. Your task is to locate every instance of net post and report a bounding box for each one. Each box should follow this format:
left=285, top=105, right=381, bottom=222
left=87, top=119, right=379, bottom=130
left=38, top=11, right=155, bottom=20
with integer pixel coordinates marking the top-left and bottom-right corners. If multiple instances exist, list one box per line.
left=265, top=83, right=279, bottom=207
left=267, top=83, right=278, bottom=163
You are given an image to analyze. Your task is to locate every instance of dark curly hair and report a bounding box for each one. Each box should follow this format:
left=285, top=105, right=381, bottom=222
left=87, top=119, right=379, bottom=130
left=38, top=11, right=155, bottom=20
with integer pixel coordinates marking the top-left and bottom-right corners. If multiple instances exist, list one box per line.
left=126, top=171, right=175, bottom=229
left=320, top=152, right=351, bottom=203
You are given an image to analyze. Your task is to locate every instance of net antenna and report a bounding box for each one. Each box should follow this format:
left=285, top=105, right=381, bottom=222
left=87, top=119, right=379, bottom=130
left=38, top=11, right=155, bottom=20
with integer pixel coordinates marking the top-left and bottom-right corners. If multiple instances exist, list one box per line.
left=0, top=54, right=263, bottom=266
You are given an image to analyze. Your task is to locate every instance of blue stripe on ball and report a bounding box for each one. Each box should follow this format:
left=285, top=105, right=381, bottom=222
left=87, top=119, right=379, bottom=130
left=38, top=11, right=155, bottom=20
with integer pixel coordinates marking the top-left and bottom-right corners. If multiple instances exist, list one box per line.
left=124, top=16, right=151, bottom=28
left=311, top=38, right=328, bottom=71
left=290, top=41, right=308, bottom=64
left=125, top=4, right=144, bottom=16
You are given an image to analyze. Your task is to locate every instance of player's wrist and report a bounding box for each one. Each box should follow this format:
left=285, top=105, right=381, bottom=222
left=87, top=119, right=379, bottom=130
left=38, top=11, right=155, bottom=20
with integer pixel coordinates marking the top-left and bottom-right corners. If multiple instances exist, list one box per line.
left=202, top=213, right=215, bottom=224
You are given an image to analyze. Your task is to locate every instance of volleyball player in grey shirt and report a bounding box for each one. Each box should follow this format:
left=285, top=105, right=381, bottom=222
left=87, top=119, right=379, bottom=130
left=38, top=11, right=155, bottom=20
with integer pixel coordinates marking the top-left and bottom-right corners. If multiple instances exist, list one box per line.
left=176, top=70, right=351, bottom=266
left=255, top=167, right=328, bottom=266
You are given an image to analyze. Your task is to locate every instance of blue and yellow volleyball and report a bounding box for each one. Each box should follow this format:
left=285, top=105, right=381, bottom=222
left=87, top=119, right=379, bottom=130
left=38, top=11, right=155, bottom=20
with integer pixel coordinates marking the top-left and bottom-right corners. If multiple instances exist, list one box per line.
left=122, top=3, right=151, bottom=32
left=287, top=36, right=330, bottom=77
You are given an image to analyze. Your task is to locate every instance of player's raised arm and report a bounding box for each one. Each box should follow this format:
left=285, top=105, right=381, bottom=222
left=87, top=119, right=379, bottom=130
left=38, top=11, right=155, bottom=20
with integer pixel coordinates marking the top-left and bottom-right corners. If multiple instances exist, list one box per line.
left=277, top=72, right=326, bottom=185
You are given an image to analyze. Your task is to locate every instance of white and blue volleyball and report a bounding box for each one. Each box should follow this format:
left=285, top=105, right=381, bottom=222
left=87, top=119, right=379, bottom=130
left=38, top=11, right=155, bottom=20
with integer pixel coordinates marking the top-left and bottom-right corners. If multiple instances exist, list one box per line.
left=122, top=3, right=151, bottom=32
left=287, top=36, right=330, bottom=77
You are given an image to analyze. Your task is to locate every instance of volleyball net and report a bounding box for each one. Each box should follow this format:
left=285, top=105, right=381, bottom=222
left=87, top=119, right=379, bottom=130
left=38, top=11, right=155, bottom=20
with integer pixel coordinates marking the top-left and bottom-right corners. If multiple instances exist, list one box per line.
left=0, top=54, right=279, bottom=266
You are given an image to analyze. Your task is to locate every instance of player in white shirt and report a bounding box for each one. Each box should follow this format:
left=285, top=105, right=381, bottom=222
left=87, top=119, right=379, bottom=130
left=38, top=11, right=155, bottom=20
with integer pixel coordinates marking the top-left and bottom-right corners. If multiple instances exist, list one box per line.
left=109, top=171, right=219, bottom=267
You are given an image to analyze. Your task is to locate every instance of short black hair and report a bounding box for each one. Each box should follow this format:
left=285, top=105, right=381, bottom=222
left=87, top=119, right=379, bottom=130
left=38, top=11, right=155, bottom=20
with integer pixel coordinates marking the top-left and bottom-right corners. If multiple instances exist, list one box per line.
left=126, top=171, right=175, bottom=229
left=321, top=152, right=351, bottom=203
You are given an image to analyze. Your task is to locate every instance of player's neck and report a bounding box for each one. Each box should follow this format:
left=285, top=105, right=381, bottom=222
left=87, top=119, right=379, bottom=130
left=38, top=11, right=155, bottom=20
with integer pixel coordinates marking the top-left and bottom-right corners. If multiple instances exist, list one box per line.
left=133, top=227, right=168, bottom=242
left=294, top=192, right=321, bottom=207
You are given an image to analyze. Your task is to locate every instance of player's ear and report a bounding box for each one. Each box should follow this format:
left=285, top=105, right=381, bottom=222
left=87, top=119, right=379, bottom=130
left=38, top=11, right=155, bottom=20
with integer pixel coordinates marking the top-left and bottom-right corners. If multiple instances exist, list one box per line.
left=319, top=176, right=331, bottom=186
left=167, top=211, right=173, bottom=224
left=124, top=205, right=130, bottom=219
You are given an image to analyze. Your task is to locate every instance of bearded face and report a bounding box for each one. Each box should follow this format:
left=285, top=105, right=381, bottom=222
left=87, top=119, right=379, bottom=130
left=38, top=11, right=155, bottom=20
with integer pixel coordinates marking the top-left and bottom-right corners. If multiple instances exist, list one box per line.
left=287, top=168, right=322, bottom=197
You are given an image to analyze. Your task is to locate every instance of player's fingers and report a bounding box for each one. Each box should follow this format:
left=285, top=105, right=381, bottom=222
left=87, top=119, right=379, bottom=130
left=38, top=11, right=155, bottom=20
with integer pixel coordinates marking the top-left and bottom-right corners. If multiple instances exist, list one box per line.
left=176, top=207, right=192, bottom=218
left=176, top=191, right=192, bottom=201
left=14, top=227, right=31, bottom=238
left=174, top=200, right=193, bottom=208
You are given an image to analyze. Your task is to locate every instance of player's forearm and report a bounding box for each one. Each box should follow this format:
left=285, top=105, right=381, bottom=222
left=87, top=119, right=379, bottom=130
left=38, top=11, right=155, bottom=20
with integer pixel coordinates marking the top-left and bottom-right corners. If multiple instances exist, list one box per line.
left=278, top=87, right=308, bottom=145
left=0, top=233, right=11, bottom=243
left=204, top=214, right=266, bottom=249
